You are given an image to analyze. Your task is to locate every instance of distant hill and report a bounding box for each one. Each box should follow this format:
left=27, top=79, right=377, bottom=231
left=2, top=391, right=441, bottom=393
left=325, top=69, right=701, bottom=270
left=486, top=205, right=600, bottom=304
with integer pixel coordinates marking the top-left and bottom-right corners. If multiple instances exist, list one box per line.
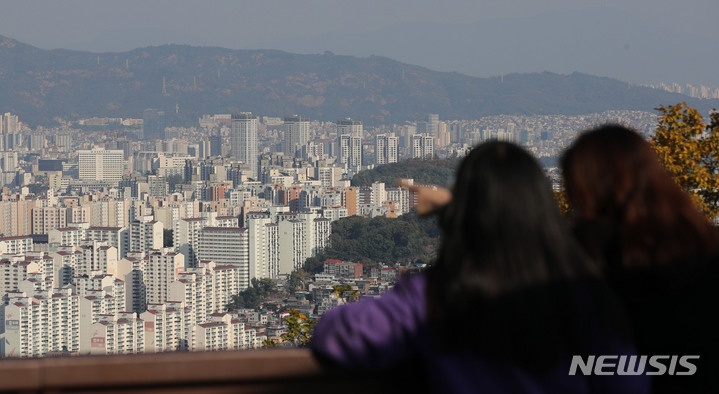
left=0, top=34, right=716, bottom=127
left=351, top=158, right=459, bottom=188
left=302, top=212, right=440, bottom=273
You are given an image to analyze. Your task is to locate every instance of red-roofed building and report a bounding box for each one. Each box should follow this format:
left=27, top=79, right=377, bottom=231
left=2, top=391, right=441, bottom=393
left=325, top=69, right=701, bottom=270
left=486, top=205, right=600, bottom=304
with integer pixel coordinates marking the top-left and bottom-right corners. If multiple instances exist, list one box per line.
left=323, top=259, right=363, bottom=279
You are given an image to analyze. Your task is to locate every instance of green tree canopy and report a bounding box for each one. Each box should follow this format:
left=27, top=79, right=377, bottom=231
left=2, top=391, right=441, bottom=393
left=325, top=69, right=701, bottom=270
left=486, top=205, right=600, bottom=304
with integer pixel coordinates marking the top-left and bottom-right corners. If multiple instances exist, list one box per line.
left=332, top=284, right=360, bottom=302
left=163, top=229, right=173, bottom=247
left=225, top=277, right=279, bottom=311
left=351, top=158, right=459, bottom=188
left=281, top=309, right=315, bottom=347
left=287, top=269, right=309, bottom=293
left=303, top=211, right=439, bottom=273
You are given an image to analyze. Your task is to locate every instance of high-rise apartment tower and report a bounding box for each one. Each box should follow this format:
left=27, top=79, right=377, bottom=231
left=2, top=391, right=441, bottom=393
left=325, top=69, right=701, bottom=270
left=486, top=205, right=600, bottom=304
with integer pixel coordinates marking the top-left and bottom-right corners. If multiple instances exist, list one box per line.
left=231, top=113, right=259, bottom=178
left=283, top=115, right=310, bottom=158
left=337, top=118, right=363, bottom=174
left=375, top=134, right=399, bottom=165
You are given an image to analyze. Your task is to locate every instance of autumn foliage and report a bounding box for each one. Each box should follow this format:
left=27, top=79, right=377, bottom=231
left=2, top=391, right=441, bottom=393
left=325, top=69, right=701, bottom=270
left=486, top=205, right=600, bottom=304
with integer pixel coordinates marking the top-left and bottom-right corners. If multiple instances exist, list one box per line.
left=651, top=103, right=719, bottom=218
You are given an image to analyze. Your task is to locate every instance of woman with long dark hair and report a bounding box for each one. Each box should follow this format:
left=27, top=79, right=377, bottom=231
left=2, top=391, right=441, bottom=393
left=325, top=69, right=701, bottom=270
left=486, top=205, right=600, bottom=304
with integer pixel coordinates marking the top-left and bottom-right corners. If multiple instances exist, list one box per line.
left=562, top=125, right=718, bottom=393
left=311, top=141, right=646, bottom=393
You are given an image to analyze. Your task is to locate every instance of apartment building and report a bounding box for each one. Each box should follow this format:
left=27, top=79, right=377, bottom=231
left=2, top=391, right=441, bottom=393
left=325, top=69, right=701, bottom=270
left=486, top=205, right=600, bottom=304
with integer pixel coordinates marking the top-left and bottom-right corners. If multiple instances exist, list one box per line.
left=144, top=248, right=184, bottom=305
left=129, top=219, right=163, bottom=255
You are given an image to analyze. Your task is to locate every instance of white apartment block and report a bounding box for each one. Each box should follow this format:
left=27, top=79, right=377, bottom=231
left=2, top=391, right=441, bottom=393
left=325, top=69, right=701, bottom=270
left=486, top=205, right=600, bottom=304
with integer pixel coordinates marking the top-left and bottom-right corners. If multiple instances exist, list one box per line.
left=230, top=113, right=259, bottom=178
left=339, top=134, right=363, bottom=173
left=145, top=249, right=184, bottom=305
left=73, top=273, right=125, bottom=315
left=337, top=118, right=363, bottom=137
left=412, top=133, right=434, bottom=159
left=276, top=218, right=308, bottom=275
left=47, top=287, right=80, bottom=353
left=386, top=187, right=411, bottom=214
left=153, top=200, right=198, bottom=231
left=319, top=189, right=342, bottom=208
left=88, top=312, right=145, bottom=356
left=199, top=227, right=249, bottom=290
left=0, top=200, right=33, bottom=237
left=169, top=271, right=207, bottom=348
left=0, top=151, right=18, bottom=172
left=171, top=270, right=206, bottom=325
left=129, top=219, right=163, bottom=255
left=31, top=206, right=67, bottom=235
left=375, top=134, right=399, bottom=165
left=87, top=226, right=128, bottom=259
left=193, top=312, right=261, bottom=352
left=3, top=284, right=134, bottom=358
left=89, top=198, right=127, bottom=228
left=66, top=205, right=90, bottom=224
left=277, top=218, right=303, bottom=275
left=321, top=206, right=348, bottom=221
left=313, top=218, right=331, bottom=254
left=78, top=288, right=120, bottom=354
left=0, top=252, right=263, bottom=358
left=211, top=264, right=242, bottom=313
left=48, top=227, right=84, bottom=248
left=175, top=217, right=208, bottom=267
left=48, top=226, right=127, bottom=259
left=314, top=166, right=343, bottom=188
left=116, top=256, right=147, bottom=313
left=18, top=272, right=48, bottom=295
left=337, top=118, right=363, bottom=174
left=0, top=236, right=33, bottom=255
left=246, top=212, right=279, bottom=280
left=195, top=317, right=231, bottom=352
left=156, top=154, right=191, bottom=178
left=371, top=182, right=386, bottom=206
left=215, top=216, right=239, bottom=227
left=4, top=292, right=50, bottom=357
left=283, top=115, right=310, bottom=157
left=0, top=260, right=40, bottom=297
left=140, top=302, right=186, bottom=352
left=78, top=149, right=124, bottom=184
left=0, top=112, right=19, bottom=134
left=74, top=241, right=118, bottom=277
left=50, top=249, right=78, bottom=288
left=275, top=211, right=330, bottom=275
left=33, top=253, right=55, bottom=283
left=173, top=262, right=219, bottom=348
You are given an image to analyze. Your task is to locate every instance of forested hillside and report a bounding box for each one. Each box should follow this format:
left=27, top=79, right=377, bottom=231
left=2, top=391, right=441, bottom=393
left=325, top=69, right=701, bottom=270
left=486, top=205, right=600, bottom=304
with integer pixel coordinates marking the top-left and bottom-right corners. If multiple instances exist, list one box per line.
left=2, top=34, right=716, bottom=127
left=351, top=158, right=459, bottom=188
left=303, top=212, right=440, bottom=273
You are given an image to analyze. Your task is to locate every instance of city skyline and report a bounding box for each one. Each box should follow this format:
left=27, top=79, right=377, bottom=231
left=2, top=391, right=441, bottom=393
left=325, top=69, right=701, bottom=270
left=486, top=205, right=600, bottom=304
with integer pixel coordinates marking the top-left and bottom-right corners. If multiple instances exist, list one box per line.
left=0, top=101, right=690, bottom=359
left=0, top=0, right=715, bottom=362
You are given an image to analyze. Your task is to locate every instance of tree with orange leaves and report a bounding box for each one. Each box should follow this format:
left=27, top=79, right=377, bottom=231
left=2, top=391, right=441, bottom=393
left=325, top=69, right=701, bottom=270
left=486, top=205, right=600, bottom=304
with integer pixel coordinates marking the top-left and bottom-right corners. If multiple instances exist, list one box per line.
left=652, top=103, right=719, bottom=218
left=281, top=309, right=316, bottom=347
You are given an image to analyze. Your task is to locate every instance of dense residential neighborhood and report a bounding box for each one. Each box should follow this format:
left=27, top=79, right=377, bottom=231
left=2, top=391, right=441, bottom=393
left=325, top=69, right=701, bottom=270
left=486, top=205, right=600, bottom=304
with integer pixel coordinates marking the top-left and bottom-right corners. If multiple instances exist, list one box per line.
left=0, top=108, right=654, bottom=357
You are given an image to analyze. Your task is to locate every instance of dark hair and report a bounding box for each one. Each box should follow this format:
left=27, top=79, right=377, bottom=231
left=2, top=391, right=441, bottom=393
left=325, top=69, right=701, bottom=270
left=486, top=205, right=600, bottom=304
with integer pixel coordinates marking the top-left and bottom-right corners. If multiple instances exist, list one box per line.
left=561, top=125, right=718, bottom=268
left=428, top=141, right=612, bottom=370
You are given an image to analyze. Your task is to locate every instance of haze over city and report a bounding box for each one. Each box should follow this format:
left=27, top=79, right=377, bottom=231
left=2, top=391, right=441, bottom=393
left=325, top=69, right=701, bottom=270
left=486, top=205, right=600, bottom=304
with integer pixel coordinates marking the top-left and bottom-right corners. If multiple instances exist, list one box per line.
left=1, top=0, right=718, bottom=86
left=1, top=3, right=719, bottom=393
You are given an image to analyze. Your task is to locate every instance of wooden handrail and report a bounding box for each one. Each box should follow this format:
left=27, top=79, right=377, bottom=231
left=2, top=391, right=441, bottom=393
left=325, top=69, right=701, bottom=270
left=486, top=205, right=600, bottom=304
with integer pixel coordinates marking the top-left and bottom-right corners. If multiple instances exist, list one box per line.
left=0, top=349, right=324, bottom=393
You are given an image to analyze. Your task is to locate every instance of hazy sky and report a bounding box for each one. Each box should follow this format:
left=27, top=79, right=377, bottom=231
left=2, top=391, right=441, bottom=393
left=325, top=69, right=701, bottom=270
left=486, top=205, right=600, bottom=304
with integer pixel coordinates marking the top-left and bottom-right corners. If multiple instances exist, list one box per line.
left=1, top=0, right=717, bottom=85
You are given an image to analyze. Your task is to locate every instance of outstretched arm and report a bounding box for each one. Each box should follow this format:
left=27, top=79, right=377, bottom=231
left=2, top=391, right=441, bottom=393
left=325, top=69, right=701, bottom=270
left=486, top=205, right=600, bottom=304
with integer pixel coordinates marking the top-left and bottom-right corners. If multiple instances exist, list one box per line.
left=399, top=180, right=452, bottom=216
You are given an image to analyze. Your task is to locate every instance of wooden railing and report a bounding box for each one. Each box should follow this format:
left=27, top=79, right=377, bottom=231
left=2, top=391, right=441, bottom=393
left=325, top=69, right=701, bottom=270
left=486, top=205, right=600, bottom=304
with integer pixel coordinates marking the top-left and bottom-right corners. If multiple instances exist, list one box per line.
left=0, top=349, right=428, bottom=393
left=0, top=349, right=327, bottom=393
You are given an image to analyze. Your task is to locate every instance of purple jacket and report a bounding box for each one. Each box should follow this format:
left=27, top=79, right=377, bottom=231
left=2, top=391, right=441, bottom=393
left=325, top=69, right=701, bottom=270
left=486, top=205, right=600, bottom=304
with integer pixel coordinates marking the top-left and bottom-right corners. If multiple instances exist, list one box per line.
left=311, top=274, right=649, bottom=394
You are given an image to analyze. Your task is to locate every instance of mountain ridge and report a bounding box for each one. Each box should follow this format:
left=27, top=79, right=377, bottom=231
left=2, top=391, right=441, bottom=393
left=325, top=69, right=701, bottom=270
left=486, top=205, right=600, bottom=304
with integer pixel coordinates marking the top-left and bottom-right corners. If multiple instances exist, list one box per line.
left=0, top=34, right=715, bottom=127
